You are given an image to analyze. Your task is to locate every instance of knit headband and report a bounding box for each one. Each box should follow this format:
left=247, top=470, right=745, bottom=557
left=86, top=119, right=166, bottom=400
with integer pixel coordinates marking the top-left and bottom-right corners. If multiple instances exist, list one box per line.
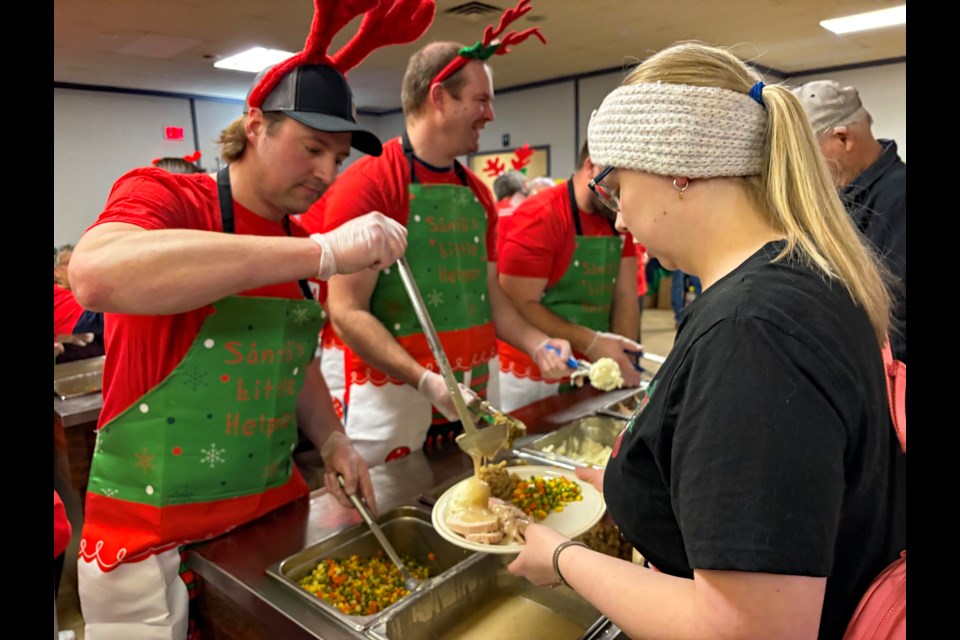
left=587, top=82, right=768, bottom=179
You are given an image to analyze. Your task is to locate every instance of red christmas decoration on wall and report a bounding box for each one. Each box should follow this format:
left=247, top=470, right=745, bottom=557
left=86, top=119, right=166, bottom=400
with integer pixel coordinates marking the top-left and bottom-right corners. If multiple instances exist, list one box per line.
left=512, top=143, right=534, bottom=171
left=483, top=157, right=506, bottom=177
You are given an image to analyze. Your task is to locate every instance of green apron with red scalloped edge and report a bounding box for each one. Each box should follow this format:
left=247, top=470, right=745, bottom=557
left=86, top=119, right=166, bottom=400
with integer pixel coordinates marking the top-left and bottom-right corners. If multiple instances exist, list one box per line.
left=80, top=169, right=321, bottom=572
left=342, top=138, right=497, bottom=466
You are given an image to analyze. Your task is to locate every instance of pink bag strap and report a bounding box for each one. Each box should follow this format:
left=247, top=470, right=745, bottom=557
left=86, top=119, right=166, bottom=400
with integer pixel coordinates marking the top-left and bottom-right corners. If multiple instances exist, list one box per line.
left=881, top=338, right=906, bottom=453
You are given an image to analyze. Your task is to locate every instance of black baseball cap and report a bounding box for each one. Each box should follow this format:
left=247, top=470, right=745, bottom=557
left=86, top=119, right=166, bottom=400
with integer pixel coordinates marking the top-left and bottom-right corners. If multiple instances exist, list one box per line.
left=244, top=64, right=382, bottom=156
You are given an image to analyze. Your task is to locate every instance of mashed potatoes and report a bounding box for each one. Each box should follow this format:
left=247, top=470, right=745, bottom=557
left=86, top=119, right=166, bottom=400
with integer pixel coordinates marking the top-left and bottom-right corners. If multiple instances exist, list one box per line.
left=588, top=358, right=623, bottom=391
left=543, top=437, right=613, bottom=467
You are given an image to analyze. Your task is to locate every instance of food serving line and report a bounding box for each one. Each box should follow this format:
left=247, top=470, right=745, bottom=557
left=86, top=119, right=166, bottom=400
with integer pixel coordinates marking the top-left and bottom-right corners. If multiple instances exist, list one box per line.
left=185, top=381, right=650, bottom=640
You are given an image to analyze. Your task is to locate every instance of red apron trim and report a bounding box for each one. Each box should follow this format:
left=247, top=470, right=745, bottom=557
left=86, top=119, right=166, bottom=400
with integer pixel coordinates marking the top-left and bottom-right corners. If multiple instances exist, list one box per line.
left=79, top=471, right=308, bottom=572
left=320, top=322, right=347, bottom=350
left=346, top=323, right=496, bottom=385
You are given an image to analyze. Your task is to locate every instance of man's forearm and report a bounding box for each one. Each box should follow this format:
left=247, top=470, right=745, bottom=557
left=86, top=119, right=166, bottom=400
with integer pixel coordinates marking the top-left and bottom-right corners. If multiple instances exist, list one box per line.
left=296, top=361, right=346, bottom=449
left=514, top=301, right=597, bottom=354
left=332, top=310, right=425, bottom=389
left=487, top=263, right=549, bottom=355
left=71, top=223, right=322, bottom=315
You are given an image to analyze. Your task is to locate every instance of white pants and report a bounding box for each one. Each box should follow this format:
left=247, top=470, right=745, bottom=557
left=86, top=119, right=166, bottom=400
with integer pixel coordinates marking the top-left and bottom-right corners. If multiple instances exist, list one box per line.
left=78, top=547, right=189, bottom=640
left=319, top=343, right=347, bottom=421
left=497, top=373, right=560, bottom=413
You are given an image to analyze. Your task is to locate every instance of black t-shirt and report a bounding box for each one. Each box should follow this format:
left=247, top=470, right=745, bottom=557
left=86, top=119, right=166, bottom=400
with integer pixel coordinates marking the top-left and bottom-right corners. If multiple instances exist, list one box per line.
left=604, top=240, right=906, bottom=640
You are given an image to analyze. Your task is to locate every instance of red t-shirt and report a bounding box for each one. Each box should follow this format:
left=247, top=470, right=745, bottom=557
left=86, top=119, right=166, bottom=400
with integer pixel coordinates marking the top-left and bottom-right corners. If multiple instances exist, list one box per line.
left=303, top=137, right=498, bottom=259
left=636, top=243, right=648, bottom=297
left=498, top=181, right=635, bottom=287
left=54, top=490, right=72, bottom=559
left=88, top=167, right=317, bottom=427
left=54, top=284, right=84, bottom=337
left=495, top=196, right=520, bottom=218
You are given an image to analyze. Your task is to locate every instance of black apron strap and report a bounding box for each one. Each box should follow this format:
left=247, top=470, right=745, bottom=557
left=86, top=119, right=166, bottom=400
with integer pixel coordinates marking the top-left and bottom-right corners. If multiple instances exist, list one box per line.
left=569, top=175, right=618, bottom=235
left=403, top=130, right=468, bottom=186
left=216, top=166, right=314, bottom=300
left=283, top=217, right=318, bottom=300
left=567, top=177, right=583, bottom=236
left=217, top=166, right=234, bottom=234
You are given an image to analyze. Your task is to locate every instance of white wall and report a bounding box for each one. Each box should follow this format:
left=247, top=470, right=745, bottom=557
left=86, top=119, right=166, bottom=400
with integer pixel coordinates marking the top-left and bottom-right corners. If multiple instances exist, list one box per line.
left=53, top=61, right=905, bottom=245
left=376, top=111, right=406, bottom=145
left=788, top=62, right=906, bottom=162
left=55, top=89, right=199, bottom=245
left=478, top=81, right=577, bottom=178
left=194, top=100, right=244, bottom=172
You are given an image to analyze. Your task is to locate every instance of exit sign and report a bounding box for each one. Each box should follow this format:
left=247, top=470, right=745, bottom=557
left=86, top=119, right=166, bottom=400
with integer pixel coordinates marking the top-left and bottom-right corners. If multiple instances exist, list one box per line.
left=164, top=126, right=184, bottom=141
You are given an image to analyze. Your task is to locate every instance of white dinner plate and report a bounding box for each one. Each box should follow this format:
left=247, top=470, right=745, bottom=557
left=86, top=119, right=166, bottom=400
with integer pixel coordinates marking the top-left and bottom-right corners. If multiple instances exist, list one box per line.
left=431, top=465, right=606, bottom=554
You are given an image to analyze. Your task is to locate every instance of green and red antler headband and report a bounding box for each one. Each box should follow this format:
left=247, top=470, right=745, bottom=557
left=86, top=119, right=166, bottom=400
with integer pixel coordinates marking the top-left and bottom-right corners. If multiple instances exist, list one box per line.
left=248, top=0, right=437, bottom=110
left=430, top=0, right=546, bottom=88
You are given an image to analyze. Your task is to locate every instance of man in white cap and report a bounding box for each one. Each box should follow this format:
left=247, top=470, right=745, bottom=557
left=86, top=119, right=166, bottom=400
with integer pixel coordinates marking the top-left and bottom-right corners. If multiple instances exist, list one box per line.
left=792, top=79, right=906, bottom=364
left=68, top=0, right=434, bottom=636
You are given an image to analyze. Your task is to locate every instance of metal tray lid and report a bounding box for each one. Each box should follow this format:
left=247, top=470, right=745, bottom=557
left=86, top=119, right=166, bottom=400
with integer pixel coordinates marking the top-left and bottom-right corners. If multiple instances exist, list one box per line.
left=595, top=384, right=649, bottom=421
left=53, top=355, right=105, bottom=400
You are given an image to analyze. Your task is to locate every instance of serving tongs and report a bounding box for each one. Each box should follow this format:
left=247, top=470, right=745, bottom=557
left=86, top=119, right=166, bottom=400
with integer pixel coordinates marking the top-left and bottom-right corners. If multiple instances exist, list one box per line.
left=336, top=475, right=423, bottom=592
left=396, top=257, right=510, bottom=461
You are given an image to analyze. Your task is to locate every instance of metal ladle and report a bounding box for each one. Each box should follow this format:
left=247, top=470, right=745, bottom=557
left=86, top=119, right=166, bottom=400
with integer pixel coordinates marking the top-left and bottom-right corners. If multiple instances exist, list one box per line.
left=395, top=257, right=510, bottom=461
left=336, top=475, right=422, bottom=592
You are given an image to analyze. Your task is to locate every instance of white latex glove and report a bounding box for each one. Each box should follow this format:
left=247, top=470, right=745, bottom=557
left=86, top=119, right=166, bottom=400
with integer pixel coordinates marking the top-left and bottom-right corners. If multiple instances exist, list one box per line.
left=310, top=212, right=408, bottom=280
left=320, top=432, right=377, bottom=516
left=417, top=370, right=478, bottom=423
left=585, top=331, right=644, bottom=388
left=531, top=338, right=573, bottom=380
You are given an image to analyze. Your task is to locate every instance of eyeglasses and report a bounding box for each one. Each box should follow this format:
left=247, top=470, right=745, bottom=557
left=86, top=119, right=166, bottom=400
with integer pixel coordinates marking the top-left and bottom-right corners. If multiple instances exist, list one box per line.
left=588, top=165, right=619, bottom=213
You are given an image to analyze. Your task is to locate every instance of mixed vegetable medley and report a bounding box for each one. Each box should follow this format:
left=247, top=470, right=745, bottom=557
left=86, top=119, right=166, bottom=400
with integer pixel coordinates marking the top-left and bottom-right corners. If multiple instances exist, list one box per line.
left=297, top=551, right=430, bottom=616
left=510, top=475, right=583, bottom=521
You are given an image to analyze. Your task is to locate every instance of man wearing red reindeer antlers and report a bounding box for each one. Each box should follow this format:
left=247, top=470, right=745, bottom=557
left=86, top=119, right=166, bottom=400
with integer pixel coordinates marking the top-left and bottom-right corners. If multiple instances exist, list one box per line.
left=68, top=1, right=431, bottom=637
left=496, top=140, right=643, bottom=412
left=304, top=0, right=573, bottom=466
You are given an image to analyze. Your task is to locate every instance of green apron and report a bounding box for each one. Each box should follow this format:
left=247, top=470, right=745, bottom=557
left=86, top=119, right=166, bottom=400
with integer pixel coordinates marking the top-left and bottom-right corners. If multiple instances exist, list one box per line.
left=81, top=167, right=321, bottom=570
left=343, top=136, right=497, bottom=465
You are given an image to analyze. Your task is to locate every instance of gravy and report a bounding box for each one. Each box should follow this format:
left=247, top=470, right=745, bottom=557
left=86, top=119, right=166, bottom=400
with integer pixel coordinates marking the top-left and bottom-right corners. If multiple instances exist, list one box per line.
left=438, top=594, right=587, bottom=640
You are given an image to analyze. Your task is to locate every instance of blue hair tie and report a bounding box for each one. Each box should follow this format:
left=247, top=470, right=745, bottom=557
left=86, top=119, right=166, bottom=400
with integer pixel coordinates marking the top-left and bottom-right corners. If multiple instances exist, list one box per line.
left=749, top=81, right=766, bottom=109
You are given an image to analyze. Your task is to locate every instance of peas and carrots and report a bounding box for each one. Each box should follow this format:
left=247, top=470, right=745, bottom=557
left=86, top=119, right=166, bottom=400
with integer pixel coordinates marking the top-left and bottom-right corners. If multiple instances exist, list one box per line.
left=510, top=475, right=582, bottom=520
left=297, top=551, right=430, bottom=616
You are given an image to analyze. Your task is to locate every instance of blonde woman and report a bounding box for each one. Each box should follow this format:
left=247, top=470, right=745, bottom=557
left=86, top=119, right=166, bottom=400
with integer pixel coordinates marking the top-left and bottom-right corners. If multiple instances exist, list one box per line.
left=507, top=41, right=906, bottom=640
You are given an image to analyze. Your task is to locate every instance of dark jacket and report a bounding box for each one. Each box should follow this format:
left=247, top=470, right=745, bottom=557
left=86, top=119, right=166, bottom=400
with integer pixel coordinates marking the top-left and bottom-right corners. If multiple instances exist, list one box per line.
left=841, top=139, right=906, bottom=364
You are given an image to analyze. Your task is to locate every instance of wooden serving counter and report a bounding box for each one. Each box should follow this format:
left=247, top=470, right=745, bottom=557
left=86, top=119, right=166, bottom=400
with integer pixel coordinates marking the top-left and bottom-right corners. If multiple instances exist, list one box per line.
left=186, top=385, right=619, bottom=640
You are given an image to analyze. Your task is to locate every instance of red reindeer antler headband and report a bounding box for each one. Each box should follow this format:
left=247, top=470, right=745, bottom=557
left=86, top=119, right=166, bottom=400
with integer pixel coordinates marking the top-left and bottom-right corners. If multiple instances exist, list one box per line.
left=248, top=0, right=437, bottom=110
left=430, top=0, right=546, bottom=88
